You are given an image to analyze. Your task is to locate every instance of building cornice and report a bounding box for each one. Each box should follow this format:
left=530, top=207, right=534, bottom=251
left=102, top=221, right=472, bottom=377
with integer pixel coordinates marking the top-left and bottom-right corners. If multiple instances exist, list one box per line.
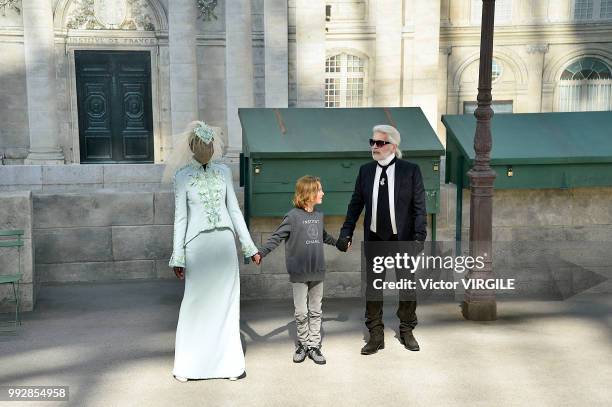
left=0, top=27, right=23, bottom=42
left=441, top=22, right=612, bottom=46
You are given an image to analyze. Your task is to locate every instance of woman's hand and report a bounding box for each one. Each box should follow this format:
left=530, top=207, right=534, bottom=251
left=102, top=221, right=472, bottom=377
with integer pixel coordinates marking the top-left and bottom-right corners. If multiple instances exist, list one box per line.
left=174, top=267, right=185, bottom=280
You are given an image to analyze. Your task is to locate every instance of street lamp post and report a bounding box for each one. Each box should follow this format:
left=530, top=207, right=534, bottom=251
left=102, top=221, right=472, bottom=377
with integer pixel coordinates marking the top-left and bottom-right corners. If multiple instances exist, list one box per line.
left=462, top=0, right=497, bottom=321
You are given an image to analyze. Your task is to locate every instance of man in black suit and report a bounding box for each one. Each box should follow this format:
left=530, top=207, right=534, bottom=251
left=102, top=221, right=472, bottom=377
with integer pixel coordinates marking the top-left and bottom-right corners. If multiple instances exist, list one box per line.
left=337, top=124, right=427, bottom=354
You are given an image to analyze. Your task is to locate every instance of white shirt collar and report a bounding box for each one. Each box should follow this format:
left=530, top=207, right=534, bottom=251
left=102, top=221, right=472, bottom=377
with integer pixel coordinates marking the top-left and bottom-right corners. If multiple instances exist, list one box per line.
left=376, top=153, right=395, bottom=166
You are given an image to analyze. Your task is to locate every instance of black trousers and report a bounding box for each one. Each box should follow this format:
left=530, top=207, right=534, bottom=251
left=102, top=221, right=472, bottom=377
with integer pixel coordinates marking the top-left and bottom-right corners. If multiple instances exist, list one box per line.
left=364, top=231, right=418, bottom=336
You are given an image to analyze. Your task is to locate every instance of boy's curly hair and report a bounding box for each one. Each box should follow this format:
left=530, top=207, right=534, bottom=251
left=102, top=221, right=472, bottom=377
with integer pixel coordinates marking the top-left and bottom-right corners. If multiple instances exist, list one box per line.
left=292, top=175, right=321, bottom=209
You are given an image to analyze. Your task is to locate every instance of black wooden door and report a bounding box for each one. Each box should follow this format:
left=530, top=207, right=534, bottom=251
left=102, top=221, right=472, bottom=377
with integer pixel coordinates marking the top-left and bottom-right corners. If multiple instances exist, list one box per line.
left=75, top=51, right=154, bottom=163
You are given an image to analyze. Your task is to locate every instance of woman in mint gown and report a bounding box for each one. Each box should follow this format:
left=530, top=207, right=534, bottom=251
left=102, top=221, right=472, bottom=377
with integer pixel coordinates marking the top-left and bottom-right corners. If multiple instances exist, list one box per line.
left=164, top=121, right=261, bottom=381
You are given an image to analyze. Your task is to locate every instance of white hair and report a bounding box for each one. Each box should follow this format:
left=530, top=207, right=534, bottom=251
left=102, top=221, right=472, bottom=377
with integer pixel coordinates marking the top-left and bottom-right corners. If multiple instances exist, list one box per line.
left=372, top=124, right=402, bottom=158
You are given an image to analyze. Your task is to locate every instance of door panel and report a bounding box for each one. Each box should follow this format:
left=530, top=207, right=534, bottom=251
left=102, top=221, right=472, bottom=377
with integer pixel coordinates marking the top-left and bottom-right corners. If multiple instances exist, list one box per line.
left=75, top=51, right=153, bottom=163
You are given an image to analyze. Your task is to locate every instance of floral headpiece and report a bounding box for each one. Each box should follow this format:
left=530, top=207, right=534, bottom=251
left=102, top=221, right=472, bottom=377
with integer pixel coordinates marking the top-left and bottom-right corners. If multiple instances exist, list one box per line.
left=193, top=121, right=215, bottom=144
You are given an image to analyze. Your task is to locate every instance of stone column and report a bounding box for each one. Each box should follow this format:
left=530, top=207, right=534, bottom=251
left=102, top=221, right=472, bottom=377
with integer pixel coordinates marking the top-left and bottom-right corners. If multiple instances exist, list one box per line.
left=374, top=0, right=402, bottom=106
left=23, top=0, right=64, bottom=164
left=526, top=44, right=549, bottom=113
left=440, top=0, right=451, bottom=27
left=449, top=0, right=471, bottom=26
left=168, top=0, right=198, bottom=135
left=410, top=0, right=441, bottom=128
left=295, top=0, right=325, bottom=107
left=531, top=0, right=549, bottom=24
left=264, top=0, right=289, bottom=107
left=549, top=0, right=572, bottom=23
left=225, top=0, right=254, bottom=153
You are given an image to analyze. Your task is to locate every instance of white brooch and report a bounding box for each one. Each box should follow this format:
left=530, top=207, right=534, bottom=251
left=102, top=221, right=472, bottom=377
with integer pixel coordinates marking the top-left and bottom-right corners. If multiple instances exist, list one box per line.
left=380, top=178, right=386, bottom=186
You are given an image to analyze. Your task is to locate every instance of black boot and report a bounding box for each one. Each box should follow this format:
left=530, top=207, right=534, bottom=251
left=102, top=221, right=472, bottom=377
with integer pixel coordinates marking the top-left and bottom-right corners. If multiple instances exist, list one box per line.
left=400, top=331, right=420, bottom=351
left=361, top=331, right=384, bottom=355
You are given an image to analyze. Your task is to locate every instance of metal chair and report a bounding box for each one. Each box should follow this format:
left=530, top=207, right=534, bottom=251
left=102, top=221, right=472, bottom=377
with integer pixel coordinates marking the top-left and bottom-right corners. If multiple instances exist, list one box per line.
left=0, top=229, right=24, bottom=333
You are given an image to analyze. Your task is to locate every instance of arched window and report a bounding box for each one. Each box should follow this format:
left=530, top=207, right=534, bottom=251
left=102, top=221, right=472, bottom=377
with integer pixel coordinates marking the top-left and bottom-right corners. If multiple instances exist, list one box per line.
left=324, top=53, right=366, bottom=108
left=560, top=58, right=612, bottom=80
left=558, top=57, right=612, bottom=111
left=491, top=59, right=503, bottom=82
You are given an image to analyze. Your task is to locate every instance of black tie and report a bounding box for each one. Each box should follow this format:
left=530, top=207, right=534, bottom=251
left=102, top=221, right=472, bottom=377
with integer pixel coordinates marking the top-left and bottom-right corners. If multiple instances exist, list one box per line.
left=376, top=157, right=396, bottom=240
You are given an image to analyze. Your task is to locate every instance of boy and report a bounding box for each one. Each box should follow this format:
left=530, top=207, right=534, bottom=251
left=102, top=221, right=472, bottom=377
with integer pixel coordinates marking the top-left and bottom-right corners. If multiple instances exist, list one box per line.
left=258, top=176, right=339, bottom=364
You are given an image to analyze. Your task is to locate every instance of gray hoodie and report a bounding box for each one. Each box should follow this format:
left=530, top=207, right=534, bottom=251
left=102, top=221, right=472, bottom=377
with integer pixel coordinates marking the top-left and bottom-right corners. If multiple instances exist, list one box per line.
left=259, top=208, right=337, bottom=282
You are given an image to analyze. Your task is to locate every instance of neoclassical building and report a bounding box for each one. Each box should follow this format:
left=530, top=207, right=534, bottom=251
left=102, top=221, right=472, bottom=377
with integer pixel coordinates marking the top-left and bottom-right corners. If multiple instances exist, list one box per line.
left=2, top=0, right=612, bottom=307
left=1, top=0, right=612, bottom=165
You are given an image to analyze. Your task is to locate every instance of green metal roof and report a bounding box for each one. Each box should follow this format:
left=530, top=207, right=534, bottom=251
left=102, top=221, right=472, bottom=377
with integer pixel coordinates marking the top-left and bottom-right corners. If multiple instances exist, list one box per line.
left=442, top=111, right=612, bottom=165
left=239, top=107, right=444, bottom=158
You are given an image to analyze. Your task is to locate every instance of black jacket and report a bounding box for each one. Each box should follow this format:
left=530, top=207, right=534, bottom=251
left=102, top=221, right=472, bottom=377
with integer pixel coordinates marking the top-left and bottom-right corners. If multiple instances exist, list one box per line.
left=340, top=158, right=427, bottom=242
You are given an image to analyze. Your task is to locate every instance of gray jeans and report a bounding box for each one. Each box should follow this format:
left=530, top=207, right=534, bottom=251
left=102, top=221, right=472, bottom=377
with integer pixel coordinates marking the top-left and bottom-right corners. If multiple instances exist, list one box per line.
left=292, top=281, right=324, bottom=348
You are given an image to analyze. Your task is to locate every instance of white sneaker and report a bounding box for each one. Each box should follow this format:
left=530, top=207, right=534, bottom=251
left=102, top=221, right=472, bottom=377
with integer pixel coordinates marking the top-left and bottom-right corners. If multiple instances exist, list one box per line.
left=174, top=375, right=188, bottom=383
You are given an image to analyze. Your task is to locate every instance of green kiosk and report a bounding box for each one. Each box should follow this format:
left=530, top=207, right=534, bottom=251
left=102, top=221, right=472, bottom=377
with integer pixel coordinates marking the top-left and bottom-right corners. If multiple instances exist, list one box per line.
left=443, top=110, right=612, bottom=241
left=238, top=107, right=445, bottom=240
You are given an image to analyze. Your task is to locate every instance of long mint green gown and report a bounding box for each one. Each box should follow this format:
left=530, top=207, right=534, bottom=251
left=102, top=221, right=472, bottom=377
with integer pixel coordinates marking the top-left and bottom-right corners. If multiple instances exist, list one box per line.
left=169, top=160, right=258, bottom=379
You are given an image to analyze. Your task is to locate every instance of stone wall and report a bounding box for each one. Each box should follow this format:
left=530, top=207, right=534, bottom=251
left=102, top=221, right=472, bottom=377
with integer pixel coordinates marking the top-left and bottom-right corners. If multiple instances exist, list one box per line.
left=15, top=163, right=373, bottom=299
left=0, top=163, right=431, bottom=300
left=436, top=184, right=612, bottom=243
left=2, top=164, right=611, bottom=300
left=31, top=188, right=418, bottom=299
left=241, top=215, right=366, bottom=299
left=0, top=163, right=166, bottom=192
left=34, top=189, right=174, bottom=283
left=0, top=191, right=35, bottom=312
left=437, top=183, right=612, bottom=298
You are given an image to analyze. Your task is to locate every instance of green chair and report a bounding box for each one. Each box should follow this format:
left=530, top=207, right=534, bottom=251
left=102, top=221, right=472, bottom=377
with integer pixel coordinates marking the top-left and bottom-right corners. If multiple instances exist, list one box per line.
left=0, top=229, right=24, bottom=333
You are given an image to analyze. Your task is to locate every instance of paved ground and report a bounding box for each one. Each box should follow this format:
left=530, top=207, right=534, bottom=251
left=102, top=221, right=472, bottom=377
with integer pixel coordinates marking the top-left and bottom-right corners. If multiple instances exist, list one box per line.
left=0, top=280, right=611, bottom=407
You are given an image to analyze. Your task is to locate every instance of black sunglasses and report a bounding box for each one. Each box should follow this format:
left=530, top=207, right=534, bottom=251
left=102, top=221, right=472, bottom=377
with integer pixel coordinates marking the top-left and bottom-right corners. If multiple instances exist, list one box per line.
left=369, top=139, right=392, bottom=148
